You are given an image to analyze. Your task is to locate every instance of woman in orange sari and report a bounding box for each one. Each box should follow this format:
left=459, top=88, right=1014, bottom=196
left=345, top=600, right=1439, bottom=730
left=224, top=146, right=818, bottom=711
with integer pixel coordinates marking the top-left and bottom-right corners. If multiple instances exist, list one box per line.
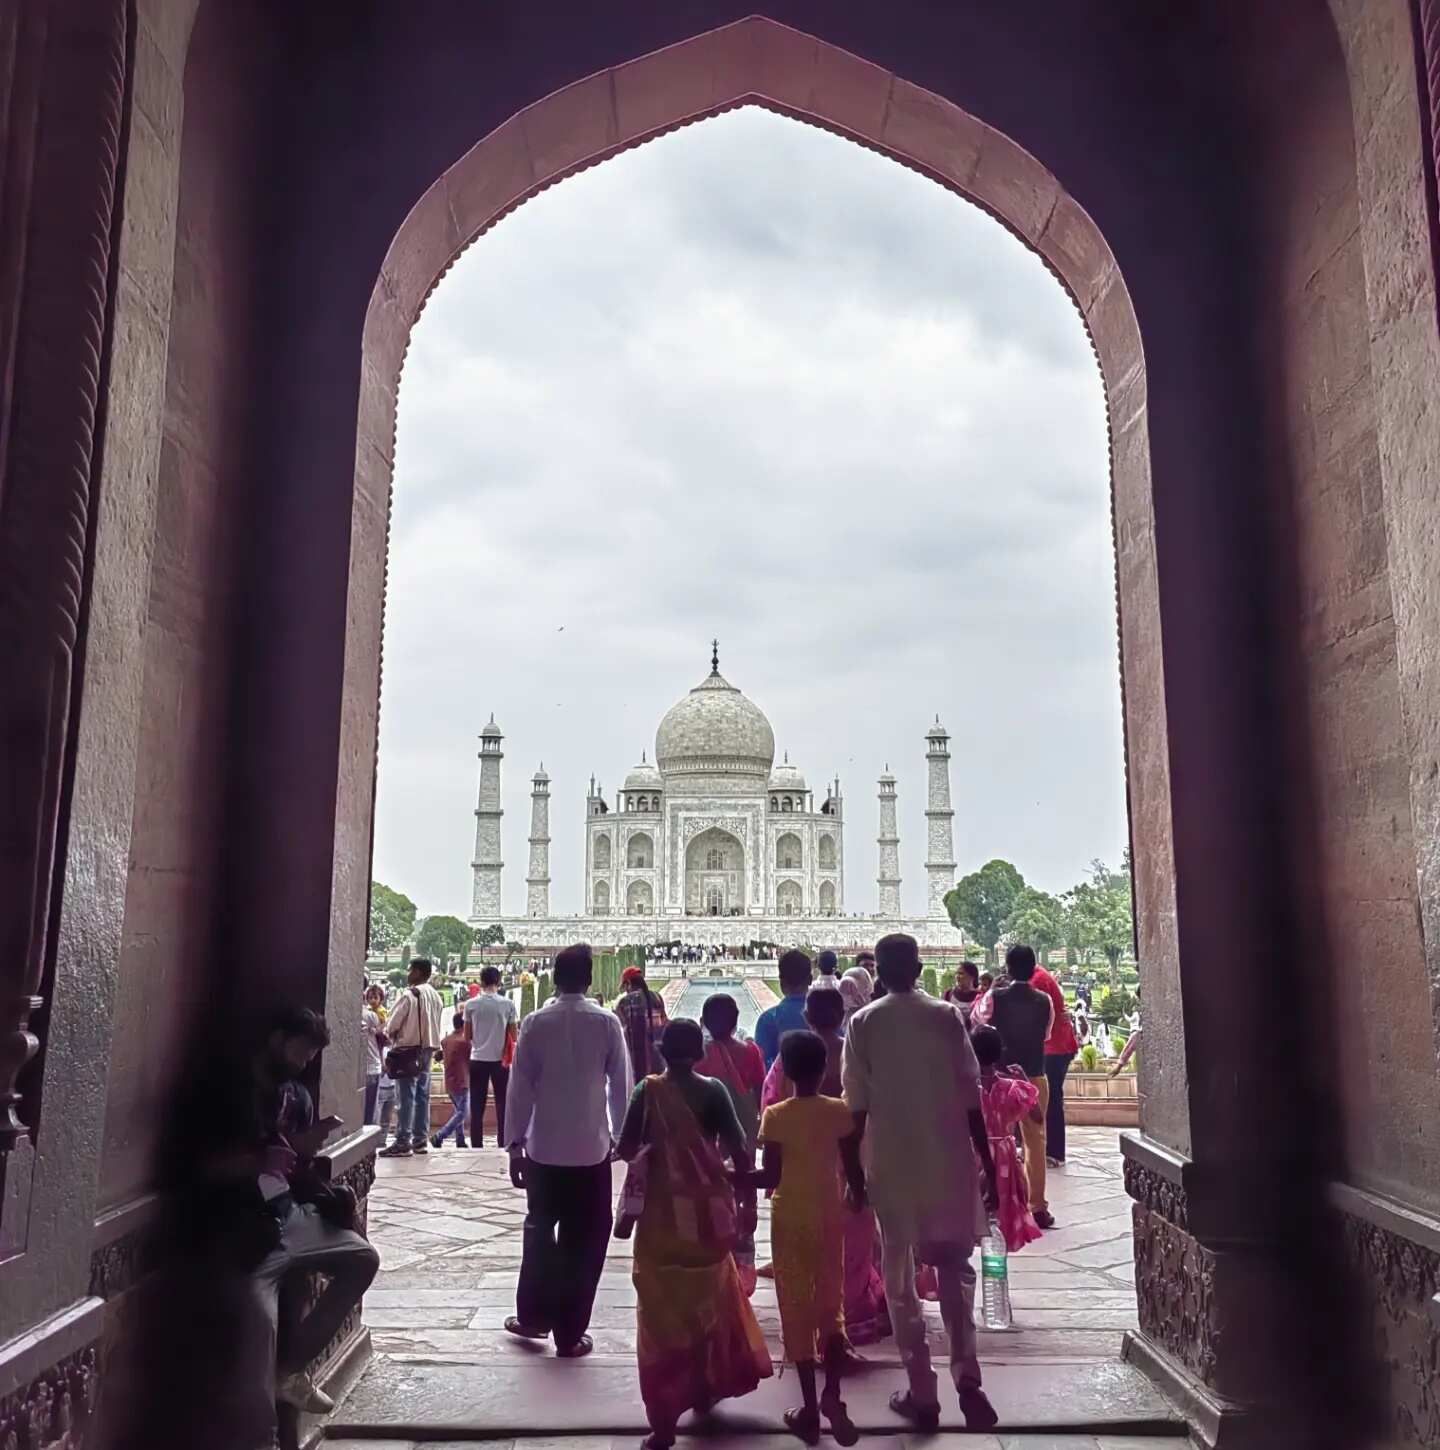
left=617, top=1019, right=773, bottom=1450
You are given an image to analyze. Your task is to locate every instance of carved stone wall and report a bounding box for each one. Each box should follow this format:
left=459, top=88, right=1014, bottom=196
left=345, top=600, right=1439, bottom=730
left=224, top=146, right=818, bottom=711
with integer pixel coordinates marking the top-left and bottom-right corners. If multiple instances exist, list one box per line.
left=0, top=1344, right=100, bottom=1450
left=1132, top=1200, right=1220, bottom=1389
left=1339, top=1208, right=1440, bottom=1445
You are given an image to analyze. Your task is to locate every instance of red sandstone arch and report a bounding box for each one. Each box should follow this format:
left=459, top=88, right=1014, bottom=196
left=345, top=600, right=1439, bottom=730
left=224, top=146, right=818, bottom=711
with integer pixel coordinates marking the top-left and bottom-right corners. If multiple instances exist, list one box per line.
left=342, top=17, right=1171, bottom=1100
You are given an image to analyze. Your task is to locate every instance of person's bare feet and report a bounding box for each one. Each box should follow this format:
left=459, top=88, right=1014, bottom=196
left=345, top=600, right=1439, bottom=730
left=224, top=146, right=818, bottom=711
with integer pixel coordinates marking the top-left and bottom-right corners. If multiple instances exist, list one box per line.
left=820, top=1391, right=859, bottom=1446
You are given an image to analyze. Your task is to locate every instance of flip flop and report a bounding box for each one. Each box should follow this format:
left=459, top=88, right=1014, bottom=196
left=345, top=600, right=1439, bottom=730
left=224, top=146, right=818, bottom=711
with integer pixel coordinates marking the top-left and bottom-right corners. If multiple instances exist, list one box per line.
left=782, top=1408, right=821, bottom=1445
left=503, top=1316, right=549, bottom=1340
left=555, top=1333, right=593, bottom=1358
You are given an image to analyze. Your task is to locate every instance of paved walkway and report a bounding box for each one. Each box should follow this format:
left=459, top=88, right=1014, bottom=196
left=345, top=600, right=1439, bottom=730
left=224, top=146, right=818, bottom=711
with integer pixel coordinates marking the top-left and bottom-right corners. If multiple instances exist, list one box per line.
left=329, top=1127, right=1183, bottom=1446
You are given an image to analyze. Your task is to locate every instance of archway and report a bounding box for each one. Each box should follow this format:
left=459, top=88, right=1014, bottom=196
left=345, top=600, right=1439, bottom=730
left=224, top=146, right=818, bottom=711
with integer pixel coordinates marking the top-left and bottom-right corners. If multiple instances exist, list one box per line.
left=774, top=832, right=802, bottom=871
left=776, top=880, right=803, bottom=916
left=349, top=19, right=1168, bottom=1077
left=344, top=8, right=1179, bottom=1426
left=627, top=832, right=654, bottom=869
left=818, top=834, right=837, bottom=871
left=592, top=879, right=611, bottom=915
left=819, top=880, right=837, bottom=916
left=626, top=879, right=653, bottom=915
left=685, top=826, right=745, bottom=916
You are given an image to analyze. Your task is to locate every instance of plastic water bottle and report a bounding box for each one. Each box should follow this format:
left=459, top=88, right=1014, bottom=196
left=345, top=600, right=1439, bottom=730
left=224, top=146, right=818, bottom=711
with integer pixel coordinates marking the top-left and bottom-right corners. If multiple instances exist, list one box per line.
left=980, top=1219, right=1012, bottom=1330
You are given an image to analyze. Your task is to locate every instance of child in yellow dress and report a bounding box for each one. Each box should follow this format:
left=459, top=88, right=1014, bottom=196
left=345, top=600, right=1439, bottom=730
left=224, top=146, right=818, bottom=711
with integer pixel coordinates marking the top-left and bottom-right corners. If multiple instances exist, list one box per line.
left=746, top=1029, right=865, bottom=1446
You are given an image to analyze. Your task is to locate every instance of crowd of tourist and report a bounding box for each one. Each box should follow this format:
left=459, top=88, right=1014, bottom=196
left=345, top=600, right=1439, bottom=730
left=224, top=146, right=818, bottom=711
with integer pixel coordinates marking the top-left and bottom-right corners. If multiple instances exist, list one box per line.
left=254, top=934, right=1107, bottom=1448
left=485, top=934, right=1086, bottom=1446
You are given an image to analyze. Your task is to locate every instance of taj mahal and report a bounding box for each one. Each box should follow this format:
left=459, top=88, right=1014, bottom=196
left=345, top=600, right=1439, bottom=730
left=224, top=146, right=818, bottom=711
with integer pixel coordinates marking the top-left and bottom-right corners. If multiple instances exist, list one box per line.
left=467, top=647, right=964, bottom=947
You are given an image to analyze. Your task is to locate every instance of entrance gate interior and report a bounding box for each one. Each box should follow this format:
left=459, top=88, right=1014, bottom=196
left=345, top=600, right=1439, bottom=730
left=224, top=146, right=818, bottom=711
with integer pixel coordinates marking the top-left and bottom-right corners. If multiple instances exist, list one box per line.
left=4, top=4, right=1440, bottom=1447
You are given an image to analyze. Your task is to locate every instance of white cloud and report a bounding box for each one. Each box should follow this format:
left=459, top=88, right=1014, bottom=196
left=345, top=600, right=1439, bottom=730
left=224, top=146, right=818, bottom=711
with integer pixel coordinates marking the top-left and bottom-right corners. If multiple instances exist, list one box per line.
left=373, top=107, right=1125, bottom=922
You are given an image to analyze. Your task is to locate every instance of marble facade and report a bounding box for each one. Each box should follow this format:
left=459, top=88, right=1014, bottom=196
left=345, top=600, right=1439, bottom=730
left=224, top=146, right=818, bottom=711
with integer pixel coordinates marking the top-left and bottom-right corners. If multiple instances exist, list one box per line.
left=469, top=652, right=963, bottom=947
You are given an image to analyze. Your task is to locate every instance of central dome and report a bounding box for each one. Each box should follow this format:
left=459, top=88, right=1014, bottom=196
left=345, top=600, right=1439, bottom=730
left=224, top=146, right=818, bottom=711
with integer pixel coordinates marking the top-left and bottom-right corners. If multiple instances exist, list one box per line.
left=655, top=659, right=775, bottom=789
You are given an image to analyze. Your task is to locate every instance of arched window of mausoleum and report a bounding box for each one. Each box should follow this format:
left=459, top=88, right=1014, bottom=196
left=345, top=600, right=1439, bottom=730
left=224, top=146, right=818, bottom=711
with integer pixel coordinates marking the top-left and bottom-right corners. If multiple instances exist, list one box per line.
left=628, top=833, right=654, bottom=869
left=593, top=879, right=611, bottom=915
left=819, top=880, right=836, bottom=916
left=777, top=880, right=802, bottom=916
left=776, top=832, right=802, bottom=870
left=818, top=835, right=837, bottom=870
left=594, top=835, right=612, bottom=870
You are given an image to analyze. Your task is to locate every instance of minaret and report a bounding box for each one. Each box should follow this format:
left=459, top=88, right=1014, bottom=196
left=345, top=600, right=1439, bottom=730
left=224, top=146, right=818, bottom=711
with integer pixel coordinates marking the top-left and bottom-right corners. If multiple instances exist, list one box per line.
left=925, top=717, right=957, bottom=918
left=470, top=716, right=504, bottom=918
left=876, top=766, right=901, bottom=917
left=526, top=765, right=551, bottom=918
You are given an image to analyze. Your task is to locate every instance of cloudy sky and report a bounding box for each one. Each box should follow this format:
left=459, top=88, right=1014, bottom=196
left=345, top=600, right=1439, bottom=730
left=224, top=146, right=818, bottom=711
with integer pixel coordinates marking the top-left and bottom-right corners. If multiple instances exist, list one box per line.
left=373, top=107, right=1125, bottom=922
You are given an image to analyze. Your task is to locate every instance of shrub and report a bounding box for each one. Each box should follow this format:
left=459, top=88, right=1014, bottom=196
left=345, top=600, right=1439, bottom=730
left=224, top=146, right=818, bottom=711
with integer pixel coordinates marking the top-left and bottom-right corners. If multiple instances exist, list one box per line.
left=1080, top=1043, right=1100, bottom=1071
left=1111, top=1032, right=1128, bottom=1057
left=922, top=966, right=940, bottom=997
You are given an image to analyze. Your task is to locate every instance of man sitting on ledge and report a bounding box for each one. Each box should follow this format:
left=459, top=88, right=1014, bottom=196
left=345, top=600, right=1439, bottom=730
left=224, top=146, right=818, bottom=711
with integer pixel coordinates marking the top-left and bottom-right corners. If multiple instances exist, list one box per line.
left=214, top=1005, right=381, bottom=1432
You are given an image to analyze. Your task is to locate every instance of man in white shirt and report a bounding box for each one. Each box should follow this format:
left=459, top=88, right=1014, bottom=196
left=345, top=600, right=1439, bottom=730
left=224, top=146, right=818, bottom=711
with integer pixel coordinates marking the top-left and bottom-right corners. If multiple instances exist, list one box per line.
left=503, top=943, right=632, bottom=1357
left=843, top=933, right=1000, bottom=1434
left=379, top=957, right=446, bottom=1157
left=464, top=965, right=518, bottom=1146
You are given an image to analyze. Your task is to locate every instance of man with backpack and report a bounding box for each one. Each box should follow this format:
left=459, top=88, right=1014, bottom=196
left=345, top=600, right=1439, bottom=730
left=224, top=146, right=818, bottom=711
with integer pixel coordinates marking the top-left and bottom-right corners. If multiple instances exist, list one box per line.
left=379, top=957, right=447, bottom=1157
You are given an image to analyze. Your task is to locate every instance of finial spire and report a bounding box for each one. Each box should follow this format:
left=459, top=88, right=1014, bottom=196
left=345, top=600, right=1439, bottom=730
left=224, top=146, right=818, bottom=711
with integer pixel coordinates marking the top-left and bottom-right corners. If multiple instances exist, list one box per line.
left=711, top=637, right=720, bottom=674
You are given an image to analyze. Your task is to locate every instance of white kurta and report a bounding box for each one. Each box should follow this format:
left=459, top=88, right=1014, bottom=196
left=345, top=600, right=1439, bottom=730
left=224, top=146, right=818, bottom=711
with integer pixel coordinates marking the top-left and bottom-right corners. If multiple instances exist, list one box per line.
left=842, top=989, right=985, bottom=1244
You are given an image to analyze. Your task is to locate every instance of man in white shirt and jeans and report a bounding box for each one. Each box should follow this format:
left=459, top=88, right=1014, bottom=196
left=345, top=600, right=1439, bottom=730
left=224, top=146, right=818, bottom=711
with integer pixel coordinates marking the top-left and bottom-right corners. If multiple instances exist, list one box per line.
left=379, top=957, right=447, bottom=1157
left=503, top=943, right=632, bottom=1357
left=464, top=964, right=518, bottom=1147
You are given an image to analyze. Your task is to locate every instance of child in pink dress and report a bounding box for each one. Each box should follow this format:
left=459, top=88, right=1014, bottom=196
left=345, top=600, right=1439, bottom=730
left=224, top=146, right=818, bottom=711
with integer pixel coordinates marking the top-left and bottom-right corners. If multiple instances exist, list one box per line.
left=969, top=1026, right=1044, bottom=1251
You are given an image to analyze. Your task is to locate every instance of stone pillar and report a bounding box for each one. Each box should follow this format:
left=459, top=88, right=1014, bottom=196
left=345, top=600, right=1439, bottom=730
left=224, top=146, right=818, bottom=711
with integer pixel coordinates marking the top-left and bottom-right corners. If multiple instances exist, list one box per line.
left=924, top=718, right=956, bottom=919
left=526, top=766, right=551, bottom=918
left=470, top=716, right=503, bottom=918
left=876, top=769, right=901, bottom=917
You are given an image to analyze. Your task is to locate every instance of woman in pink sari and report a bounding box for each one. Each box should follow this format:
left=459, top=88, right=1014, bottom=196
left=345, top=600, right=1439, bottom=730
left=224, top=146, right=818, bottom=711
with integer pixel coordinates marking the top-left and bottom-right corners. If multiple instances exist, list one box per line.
left=969, top=1026, right=1043, bottom=1251
left=696, top=993, right=765, bottom=1295
left=617, top=1019, right=772, bottom=1450
left=761, top=986, right=891, bottom=1347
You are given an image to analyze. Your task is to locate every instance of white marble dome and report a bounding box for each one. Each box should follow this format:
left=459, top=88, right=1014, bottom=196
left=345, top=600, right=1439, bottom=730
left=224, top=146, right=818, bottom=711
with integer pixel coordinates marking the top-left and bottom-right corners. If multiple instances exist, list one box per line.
left=768, top=756, right=808, bottom=794
left=655, top=663, right=775, bottom=786
left=622, top=753, right=663, bottom=793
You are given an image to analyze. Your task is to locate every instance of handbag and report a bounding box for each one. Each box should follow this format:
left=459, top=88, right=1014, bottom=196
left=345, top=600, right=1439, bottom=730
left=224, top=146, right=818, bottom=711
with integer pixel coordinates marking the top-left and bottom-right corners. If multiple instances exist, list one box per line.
left=500, top=1021, right=517, bottom=1070
left=383, top=987, right=429, bottom=1079
left=613, top=1089, right=649, bottom=1240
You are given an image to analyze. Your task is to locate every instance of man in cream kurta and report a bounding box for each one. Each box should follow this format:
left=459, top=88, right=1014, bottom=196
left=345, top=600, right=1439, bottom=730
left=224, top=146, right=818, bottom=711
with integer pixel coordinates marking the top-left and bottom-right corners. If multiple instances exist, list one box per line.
left=843, top=933, right=998, bottom=1433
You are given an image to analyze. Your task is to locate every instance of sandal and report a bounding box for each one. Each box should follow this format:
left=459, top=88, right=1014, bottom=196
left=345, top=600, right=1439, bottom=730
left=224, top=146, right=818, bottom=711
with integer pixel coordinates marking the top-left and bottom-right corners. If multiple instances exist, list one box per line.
left=889, top=1389, right=940, bottom=1432
left=783, top=1408, right=822, bottom=1445
left=820, top=1392, right=860, bottom=1447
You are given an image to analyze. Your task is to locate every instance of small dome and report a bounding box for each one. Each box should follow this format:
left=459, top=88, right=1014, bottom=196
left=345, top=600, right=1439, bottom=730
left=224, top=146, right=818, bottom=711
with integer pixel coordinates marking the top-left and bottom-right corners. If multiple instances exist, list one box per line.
left=481, top=713, right=502, bottom=738
left=623, top=751, right=663, bottom=794
left=926, top=715, right=949, bottom=740
left=768, top=754, right=808, bottom=794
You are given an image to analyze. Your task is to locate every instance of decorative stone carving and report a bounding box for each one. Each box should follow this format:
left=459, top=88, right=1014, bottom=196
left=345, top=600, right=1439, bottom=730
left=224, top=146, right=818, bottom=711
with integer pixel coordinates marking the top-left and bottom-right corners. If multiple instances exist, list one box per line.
left=88, top=1228, right=156, bottom=1302
left=1339, top=1208, right=1440, bottom=1445
left=1123, top=1156, right=1189, bottom=1231
left=1131, top=1201, right=1220, bottom=1387
left=0, top=1343, right=100, bottom=1450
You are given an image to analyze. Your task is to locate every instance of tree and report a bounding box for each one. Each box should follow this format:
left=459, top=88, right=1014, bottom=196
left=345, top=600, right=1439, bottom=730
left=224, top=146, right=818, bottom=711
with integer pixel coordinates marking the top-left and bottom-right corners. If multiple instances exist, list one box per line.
left=474, top=923, right=506, bottom=950
left=1005, top=886, right=1066, bottom=961
left=944, top=859, right=1026, bottom=964
left=369, top=880, right=417, bottom=953
left=415, top=914, right=473, bottom=966
left=1066, top=864, right=1134, bottom=989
